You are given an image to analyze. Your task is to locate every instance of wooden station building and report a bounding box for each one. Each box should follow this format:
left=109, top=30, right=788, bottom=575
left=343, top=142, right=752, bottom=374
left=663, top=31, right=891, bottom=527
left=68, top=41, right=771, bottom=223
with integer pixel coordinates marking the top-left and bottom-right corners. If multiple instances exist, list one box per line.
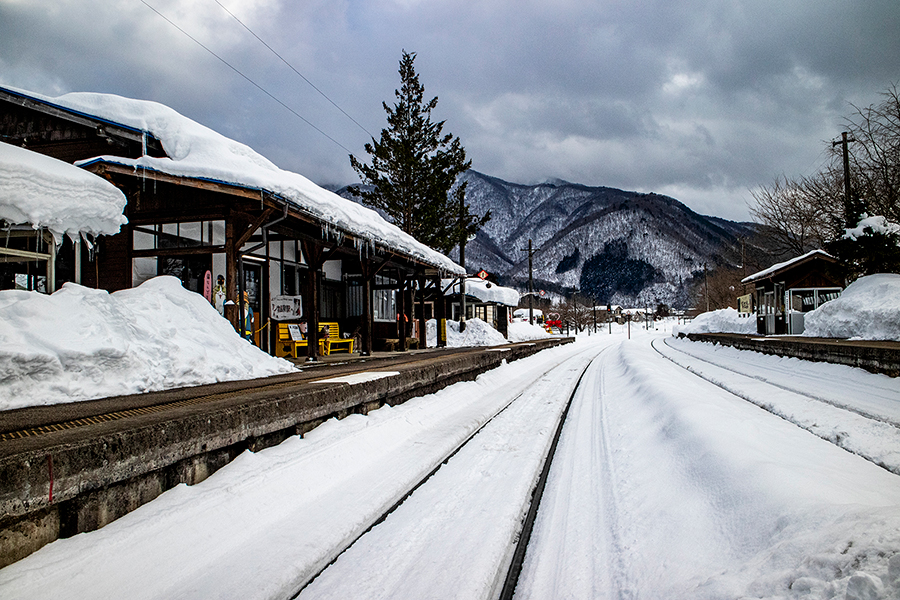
left=741, top=249, right=843, bottom=335
left=0, top=86, right=463, bottom=358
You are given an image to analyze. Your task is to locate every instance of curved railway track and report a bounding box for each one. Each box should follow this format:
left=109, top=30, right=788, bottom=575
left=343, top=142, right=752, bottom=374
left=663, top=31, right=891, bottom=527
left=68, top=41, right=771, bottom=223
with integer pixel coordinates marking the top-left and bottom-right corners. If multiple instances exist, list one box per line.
left=652, top=336, right=900, bottom=474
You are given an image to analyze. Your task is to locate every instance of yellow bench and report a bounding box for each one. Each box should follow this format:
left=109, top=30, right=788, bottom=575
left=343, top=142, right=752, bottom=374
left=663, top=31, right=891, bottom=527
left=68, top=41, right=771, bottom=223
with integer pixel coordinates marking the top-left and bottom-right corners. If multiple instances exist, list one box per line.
left=319, top=321, right=354, bottom=355
left=274, top=322, right=323, bottom=358
left=274, top=322, right=354, bottom=358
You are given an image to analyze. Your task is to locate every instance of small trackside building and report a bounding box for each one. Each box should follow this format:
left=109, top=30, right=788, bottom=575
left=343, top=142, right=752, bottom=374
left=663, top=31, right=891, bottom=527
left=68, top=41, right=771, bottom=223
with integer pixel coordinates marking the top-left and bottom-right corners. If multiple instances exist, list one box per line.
left=741, top=249, right=843, bottom=335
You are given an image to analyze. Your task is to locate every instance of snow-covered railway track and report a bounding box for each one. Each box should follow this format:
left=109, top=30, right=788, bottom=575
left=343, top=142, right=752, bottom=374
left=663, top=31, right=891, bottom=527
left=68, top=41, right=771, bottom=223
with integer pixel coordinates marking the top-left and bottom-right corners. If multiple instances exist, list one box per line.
left=292, top=342, right=606, bottom=600
left=652, top=336, right=900, bottom=475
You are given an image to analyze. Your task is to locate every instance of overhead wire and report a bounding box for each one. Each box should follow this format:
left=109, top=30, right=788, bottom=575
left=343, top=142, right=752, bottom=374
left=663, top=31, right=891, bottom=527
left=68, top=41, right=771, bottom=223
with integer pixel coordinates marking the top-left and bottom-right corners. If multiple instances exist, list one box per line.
left=211, top=0, right=375, bottom=139
left=139, top=0, right=358, bottom=157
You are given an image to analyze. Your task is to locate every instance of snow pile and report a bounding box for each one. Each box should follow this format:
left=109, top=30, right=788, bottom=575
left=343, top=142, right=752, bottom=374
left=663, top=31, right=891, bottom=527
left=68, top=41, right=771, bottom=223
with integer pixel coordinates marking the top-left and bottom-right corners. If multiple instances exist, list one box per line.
left=425, top=318, right=507, bottom=347
left=441, top=278, right=519, bottom=306
left=0, top=276, right=295, bottom=409
left=507, top=320, right=551, bottom=342
left=844, top=214, right=900, bottom=240
left=6, top=86, right=461, bottom=274
left=672, top=307, right=755, bottom=336
left=0, top=141, right=127, bottom=240
left=804, top=273, right=900, bottom=340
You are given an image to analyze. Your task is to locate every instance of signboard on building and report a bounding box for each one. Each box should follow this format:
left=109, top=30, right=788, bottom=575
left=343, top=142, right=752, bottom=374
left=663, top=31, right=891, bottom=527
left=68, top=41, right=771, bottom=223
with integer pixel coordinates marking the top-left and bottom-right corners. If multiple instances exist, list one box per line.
left=271, top=295, right=303, bottom=320
left=737, top=293, right=753, bottom=316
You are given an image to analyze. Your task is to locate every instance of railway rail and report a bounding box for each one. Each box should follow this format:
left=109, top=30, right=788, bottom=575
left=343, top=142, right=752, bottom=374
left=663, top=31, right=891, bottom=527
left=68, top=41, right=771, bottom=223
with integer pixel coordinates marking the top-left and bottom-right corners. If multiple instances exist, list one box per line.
left=653, top=336, right=900, bottom=475
left=291, top=342, right=604, bottom=600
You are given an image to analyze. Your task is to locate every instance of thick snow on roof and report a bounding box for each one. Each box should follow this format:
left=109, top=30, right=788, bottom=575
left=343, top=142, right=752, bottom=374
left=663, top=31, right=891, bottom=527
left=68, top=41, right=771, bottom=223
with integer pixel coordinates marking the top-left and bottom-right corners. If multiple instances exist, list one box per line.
left=5, top=86, right=461, bottom=274
left=741, top=249, right=834, bottom=284
left=0, top=141, right=127, bottom=240
left=442, top=277, right=520, bottom=306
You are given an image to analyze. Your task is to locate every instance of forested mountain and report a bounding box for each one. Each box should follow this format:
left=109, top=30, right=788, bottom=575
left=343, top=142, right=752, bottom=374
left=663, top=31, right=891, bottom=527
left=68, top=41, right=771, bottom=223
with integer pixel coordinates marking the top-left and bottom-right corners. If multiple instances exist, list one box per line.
left=336, top=171, right=760, bottom=308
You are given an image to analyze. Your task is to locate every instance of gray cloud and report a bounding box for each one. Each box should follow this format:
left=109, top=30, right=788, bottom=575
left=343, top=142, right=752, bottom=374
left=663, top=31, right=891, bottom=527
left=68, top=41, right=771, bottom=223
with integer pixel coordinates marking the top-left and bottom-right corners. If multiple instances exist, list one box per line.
left=1, top=0, right=897, bottom=222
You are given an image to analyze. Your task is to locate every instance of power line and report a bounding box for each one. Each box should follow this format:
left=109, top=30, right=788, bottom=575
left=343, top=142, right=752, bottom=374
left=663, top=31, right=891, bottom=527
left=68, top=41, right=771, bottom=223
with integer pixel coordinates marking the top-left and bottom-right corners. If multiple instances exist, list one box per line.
left=211, top=0, right=375, bottom=139
left=140, top=0, right=357, bottom=157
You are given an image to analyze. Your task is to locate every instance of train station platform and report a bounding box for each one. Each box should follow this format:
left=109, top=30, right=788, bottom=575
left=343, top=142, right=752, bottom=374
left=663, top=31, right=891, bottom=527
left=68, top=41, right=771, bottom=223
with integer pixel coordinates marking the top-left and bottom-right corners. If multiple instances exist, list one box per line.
left=681, top=332, right=900, bottom=377
left=0, top=338, right=573, bottom=567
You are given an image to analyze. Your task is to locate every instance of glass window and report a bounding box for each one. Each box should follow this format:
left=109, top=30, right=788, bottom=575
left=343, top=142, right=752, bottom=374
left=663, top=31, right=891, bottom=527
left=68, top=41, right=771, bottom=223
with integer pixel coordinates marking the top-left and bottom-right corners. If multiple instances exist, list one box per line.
left=373, top=288, right=396, bottom=322
left=133, top=257, right=157, bottom=286
left=131, top=220, right=226, bottom=251
left=133, top=229, right=155, bottom=251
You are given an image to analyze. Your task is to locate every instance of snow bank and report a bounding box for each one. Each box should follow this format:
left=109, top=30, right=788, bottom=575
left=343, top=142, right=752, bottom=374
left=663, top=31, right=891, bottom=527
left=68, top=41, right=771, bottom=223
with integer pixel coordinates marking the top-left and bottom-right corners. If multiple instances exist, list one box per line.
left=425, top=318, right=507, bottom=347
left=804, top=274, right=900, bottom=340
left=0, top=276, right=295, bottom=409
left=672, top=307, right=756, bottom=336
left=507, top=321, right=551, bottom=342
left=0, top=141, right=127, bottom=240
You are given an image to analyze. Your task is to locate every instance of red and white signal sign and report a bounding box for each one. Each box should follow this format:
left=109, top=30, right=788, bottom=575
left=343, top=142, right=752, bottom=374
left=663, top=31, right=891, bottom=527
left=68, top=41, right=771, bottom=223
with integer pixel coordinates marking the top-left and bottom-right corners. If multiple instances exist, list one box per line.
left=477, top=269, right=489, bottom=280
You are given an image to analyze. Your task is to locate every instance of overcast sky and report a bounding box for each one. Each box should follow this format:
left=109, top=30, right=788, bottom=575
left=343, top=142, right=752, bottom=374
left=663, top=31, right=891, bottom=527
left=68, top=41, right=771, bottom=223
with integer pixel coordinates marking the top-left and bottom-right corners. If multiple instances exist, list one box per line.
left=1, top=0, right=898, bottom=221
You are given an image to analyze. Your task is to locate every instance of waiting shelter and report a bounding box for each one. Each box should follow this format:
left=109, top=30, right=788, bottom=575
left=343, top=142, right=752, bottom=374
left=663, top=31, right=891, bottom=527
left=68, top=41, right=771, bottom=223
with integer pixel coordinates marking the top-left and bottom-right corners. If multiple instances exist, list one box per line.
left=741, top=249, right=843, bottom=335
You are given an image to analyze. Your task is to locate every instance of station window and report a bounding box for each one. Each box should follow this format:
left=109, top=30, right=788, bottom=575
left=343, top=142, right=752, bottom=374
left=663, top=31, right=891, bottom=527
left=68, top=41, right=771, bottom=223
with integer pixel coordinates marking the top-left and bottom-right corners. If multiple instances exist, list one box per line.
left=132, top=220, right=225, bottom=250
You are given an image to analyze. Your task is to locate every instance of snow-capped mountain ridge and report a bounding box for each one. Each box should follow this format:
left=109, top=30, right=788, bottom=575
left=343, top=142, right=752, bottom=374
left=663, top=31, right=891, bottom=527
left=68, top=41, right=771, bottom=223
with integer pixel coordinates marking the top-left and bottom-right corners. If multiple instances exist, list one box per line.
left=336, top=171, right=756, bottom=308
left=455, top=171, right=756, bottom=308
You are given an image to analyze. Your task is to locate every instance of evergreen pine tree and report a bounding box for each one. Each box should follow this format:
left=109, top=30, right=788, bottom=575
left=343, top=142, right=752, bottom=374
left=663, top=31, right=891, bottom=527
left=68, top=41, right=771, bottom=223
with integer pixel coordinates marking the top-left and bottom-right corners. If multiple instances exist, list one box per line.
left=349, top=50, right=489, bottom=255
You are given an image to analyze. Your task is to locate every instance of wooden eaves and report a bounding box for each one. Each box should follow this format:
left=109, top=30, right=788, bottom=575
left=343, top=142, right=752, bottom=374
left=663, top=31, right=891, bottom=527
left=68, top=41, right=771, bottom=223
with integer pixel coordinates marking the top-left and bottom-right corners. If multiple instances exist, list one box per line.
left=80, top=159, right=451, bottom=273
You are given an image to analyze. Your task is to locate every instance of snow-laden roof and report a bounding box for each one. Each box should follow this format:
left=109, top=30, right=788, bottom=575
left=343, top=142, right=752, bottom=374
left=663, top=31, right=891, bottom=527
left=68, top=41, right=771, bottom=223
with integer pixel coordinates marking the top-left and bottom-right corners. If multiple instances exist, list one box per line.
left=0, top=141, right=127, bottom=240
left=741, top=249, right=836, bottom=284
left=3, top=86, right=462, bottom=274
left=443, top=277, right=520, bottom=306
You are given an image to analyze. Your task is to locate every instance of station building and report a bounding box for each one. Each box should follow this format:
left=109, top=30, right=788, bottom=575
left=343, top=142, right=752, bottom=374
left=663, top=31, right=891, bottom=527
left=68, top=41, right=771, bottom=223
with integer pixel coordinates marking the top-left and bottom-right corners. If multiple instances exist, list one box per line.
left=0, top=86, right=464, bottom=357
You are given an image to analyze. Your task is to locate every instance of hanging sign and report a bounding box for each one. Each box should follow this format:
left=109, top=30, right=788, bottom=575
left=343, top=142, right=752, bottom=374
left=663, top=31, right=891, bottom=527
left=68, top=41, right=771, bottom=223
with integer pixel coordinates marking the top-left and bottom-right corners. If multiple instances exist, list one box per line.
left=271, top=295, right=303, bottom=321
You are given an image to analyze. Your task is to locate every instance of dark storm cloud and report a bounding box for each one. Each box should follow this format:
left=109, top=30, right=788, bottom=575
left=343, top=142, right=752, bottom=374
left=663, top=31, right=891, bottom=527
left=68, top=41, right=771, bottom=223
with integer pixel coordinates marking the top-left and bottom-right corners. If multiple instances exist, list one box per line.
left=0, top=0, right=898, bottom=221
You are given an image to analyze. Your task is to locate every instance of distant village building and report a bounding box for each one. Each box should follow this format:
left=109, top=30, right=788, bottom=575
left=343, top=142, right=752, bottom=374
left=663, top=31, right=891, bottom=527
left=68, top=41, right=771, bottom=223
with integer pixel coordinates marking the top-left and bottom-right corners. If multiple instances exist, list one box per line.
left=741, top=249, right=843, bottom=335
left=441, top=277, right=519, bottom=337
left=0, top=86, right=464, bottom=357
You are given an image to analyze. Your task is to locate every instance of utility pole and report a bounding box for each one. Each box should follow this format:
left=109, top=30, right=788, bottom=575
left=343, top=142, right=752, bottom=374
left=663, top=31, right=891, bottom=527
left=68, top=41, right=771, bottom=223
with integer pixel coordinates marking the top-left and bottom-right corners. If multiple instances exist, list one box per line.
left=833, top=131, right=858, bottom=228
left=520, top=239, right=538, bottom=325
left=459, top=192, right=467, bottom=332
left=704, top=263, right=710, bottom=313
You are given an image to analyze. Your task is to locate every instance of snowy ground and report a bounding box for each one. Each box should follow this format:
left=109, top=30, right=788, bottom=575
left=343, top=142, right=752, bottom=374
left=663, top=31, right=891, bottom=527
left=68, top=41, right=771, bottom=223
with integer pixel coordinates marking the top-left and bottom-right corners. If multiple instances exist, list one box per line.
left=2, top=325, right=899, bottom=599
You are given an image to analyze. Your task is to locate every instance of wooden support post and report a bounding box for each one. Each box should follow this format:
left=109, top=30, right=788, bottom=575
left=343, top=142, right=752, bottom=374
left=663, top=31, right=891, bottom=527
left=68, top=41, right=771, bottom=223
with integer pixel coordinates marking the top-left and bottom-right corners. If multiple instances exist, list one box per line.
left=417, top=275, right=427, bottom=349
left=434, top=274, right=447, bottom=347
left=302, top=241, right=322, bottom=362
left=360, top=259, right=374, bottom=356
left=225, top=218, right=238, bottom=329
left=398, top=276, right=408, bottom=352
